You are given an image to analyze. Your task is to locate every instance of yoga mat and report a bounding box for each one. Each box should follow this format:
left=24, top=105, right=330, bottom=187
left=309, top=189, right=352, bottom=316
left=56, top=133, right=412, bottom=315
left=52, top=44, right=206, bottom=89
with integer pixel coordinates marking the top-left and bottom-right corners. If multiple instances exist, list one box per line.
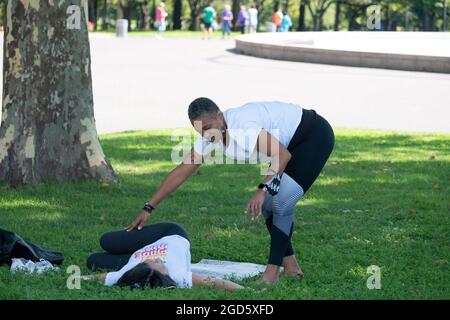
left=190, top=259, right=283, bottom=280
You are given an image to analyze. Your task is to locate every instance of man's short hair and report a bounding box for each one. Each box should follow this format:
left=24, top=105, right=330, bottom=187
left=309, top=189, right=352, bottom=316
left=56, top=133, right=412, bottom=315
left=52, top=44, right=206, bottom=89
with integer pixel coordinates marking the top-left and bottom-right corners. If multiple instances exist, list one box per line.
left=188, top=97, right=220, bottom=120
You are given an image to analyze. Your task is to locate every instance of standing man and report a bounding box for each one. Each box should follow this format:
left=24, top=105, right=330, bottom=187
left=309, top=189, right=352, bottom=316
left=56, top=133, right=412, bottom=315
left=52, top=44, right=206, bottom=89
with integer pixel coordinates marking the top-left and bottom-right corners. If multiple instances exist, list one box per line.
left=202, top=2, right=216, bottom=40
left=126, top=98, right=335, bottom=284
left=248, top=4, right=258, bottom=33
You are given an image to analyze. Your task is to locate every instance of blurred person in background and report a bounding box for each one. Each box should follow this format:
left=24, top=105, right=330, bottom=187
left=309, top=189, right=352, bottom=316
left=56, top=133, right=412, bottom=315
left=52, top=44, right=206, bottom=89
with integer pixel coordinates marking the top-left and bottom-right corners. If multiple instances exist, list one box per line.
left=237, top=4, right=249, bottom=34
left=248, top=4, right=258, bottom=33
left=272, top=8, right=283, bottom=32
left=221, top=3, right=234, bottom=39
left=202, top=2, right=216, bottom=40
left=281, top=11, right=292, bottom=32
left=156, top=2, right=168, bottom=37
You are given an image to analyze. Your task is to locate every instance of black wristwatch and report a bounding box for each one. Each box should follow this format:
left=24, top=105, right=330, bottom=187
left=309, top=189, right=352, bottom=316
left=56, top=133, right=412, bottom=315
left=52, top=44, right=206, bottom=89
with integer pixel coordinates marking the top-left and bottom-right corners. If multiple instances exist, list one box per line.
left=258, top=183, right=267, bottom=191
left=143, top=202, right=155, bottom=214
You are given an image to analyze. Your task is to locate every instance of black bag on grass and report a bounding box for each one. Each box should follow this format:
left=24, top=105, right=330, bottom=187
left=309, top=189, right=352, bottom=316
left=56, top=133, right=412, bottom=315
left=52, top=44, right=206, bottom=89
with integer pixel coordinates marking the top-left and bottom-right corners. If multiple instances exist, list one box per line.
left=0, top=228, right=64, bottom=266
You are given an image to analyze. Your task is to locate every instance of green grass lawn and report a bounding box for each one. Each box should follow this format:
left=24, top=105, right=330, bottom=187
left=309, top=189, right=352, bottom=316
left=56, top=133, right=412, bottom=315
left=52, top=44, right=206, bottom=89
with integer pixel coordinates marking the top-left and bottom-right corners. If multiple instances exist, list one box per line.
left=0, top=128, right=448, bottom=299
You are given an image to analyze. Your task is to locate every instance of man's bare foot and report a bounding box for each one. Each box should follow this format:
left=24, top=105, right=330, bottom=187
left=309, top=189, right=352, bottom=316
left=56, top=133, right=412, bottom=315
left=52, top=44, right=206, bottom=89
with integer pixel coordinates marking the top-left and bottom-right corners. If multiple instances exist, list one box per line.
left=258, top=264, right=280, bottom=284
left=283, top=255, right=304, bottom=278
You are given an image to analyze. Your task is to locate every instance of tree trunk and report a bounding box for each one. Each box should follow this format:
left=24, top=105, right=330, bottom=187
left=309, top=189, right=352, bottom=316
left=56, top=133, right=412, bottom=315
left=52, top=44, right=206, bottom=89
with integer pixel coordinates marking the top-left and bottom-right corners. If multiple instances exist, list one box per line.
left=384, top=5, right=391, bottom=31
left=138, top=1, right=150, bottom=30
left=94, top=0, right=98, bottom=30
left=313, top=14, right=319, bottom=30
left=444, top=0, right=448, bottom=31
left=102, top=0, right=109, bottom=30
left=297, top=0, right=305, bottom=31
left=0, top=0, right=117, bottom=186
left=283, top=0, right=290, bottom=13
left=273, top=0, right=280, bottom=12
left=189, top=9, right=199, bottom=31
left=232, top=0, right=240, bottom=27
left=318, top=10, right=324, bottom=30
left=88, top=0, right=97, bottom=30
left=150, top=0, right=156, bottom=30
left=173, top=0, right=182, bottom=30
left=334, top=0, right=341, bottom=31
left=255, top=0, right=265, bottom=32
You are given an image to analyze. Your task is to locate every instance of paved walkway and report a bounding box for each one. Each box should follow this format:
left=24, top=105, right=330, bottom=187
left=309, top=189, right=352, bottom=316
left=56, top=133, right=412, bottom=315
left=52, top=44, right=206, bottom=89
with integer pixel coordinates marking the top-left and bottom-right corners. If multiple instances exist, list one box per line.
left=2, top=33, right=450, bottom=133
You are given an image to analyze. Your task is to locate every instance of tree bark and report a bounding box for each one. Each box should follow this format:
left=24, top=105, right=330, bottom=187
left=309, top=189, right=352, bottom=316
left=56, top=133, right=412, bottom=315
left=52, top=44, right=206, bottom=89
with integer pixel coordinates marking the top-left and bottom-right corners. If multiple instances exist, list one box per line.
left=255, top=0, right=266, bottom=32
left=189, top=8, right=199, bottom=31
left=443, top=0, right=448, bottom=31
left=102, top=0, right=109, bottom=30
left=297, top=0, right=306, bottom=31
left=232, top=0, right=240, bottom=27
left=138, top=1, right=150, bottom=30
left=334, top=0, right=341, bottom=31
left=273, top=0, right=280, bottom=12
left=88, top=0, right=97, bottom=30
left=173, top=0, right=183, bottom=30
left=283, top=0, right=290, bottom=13
left=0, top=0, right=117, bottom=186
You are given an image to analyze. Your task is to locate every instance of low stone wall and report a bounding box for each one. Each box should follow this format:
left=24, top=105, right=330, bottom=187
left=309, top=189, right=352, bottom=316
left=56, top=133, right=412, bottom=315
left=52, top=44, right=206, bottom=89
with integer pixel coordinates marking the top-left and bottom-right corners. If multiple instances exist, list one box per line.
left=235, top=32, right=450, bottom=74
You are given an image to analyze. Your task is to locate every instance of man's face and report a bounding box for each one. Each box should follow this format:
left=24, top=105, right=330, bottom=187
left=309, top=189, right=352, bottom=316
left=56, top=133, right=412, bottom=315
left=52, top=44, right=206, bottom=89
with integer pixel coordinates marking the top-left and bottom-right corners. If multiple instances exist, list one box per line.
left=192, top=112, right=226, bottom=144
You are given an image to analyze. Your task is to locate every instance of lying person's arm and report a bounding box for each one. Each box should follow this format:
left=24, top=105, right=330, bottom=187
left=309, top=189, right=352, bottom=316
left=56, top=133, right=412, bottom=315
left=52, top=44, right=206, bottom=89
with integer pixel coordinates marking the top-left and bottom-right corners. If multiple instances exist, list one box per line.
left=81, top=273, right=107, bottom=282
left=192, top=273, right=245, bottom=291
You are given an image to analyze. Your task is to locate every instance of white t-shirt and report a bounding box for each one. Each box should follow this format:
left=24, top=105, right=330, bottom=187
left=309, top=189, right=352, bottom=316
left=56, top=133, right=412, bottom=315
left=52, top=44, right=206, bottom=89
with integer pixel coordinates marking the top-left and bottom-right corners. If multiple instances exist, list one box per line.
left=104, top=235, right=192, bottom=288
left=248, top=8, right=258, bottom=25
left=193, top=101, right=303, bottom=162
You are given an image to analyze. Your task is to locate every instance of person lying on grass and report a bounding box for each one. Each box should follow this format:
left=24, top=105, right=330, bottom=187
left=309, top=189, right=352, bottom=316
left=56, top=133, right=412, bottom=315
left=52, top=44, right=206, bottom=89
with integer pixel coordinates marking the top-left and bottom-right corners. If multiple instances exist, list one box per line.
left=126, top=98, right=335, bottom=284
left=85, top=222, right=244, bottom=291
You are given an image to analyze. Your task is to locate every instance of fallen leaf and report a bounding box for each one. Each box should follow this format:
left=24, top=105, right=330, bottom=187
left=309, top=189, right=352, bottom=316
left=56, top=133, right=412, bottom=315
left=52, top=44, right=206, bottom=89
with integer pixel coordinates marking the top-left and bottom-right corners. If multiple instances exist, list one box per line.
left=100, top=182, right=109, bottom=188
left=204, top=233, right=214, bottom=241
left=434, top=259, right=448, bottom=266
left=429, top=155, right=435, bottom=160
left=433, top=183, right=440, bottom=190
left=199, top=207, right=208, bottom=212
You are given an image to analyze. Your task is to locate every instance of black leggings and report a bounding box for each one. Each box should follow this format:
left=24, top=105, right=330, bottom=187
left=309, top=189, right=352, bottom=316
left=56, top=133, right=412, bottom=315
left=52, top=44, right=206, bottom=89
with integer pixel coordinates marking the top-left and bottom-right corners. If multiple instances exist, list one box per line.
left=263, top=109, right=334, bottom=266
left=285, top=109, right=335, bottom=192
left=86, top=222, right=190, bottom=271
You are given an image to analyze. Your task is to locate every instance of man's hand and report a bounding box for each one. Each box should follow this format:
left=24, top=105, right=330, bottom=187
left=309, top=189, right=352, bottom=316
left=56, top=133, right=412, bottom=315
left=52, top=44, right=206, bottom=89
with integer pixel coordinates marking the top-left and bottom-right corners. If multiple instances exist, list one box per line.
left=245, top=189, right=266, bottom=219
left=126, top=210, right=150, bottom=232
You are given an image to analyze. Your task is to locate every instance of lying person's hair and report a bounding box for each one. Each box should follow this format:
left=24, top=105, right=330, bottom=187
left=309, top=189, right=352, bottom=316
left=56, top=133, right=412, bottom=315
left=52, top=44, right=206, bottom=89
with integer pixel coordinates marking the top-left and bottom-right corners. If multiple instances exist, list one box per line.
left=116, top=262, right=177, bottom=289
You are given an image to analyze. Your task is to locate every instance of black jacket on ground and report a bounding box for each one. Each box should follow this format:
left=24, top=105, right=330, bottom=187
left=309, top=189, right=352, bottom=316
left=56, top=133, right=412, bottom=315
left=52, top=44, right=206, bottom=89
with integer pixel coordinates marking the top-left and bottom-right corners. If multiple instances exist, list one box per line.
left=0, top=228, right=64, bottom=266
